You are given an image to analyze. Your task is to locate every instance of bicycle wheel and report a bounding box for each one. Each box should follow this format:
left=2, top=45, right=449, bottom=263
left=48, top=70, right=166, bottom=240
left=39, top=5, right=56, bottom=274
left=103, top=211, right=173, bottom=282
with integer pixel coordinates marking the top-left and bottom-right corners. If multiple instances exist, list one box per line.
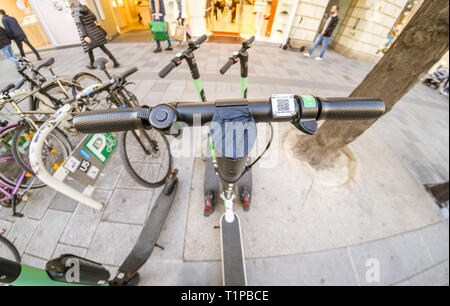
left=72, top=72, right=111, bottom=110
left=119, top=129, right=172, bottom=188
left=0, top=233, right=21, bottom=263
left=0, top=124, right=46, bottom=189
left=11, top=123, right=73, bottom=175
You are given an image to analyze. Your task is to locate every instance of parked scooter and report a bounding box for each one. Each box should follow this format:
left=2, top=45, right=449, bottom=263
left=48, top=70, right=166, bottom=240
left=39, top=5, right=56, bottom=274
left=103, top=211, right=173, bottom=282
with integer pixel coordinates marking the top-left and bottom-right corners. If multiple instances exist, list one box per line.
left=281, top=16, right=306, bottom=52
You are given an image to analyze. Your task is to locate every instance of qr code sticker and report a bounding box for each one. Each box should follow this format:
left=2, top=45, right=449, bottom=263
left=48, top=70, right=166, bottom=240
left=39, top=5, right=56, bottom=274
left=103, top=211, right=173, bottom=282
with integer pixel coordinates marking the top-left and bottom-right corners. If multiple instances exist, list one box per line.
left=272, top=94, right=295, bottom=118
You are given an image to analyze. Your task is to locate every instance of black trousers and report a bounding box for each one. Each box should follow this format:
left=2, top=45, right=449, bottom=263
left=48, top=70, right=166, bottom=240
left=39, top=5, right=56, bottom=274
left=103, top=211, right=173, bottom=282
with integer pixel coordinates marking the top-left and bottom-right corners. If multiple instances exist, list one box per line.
left=88, top=45, right=118, bottom=65
left=15, top=36, right=40, bottom=58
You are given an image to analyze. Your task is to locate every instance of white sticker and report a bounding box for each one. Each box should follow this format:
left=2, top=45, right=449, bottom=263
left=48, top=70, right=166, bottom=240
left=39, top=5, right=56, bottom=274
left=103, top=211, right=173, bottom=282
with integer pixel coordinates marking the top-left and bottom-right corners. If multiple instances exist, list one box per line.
left=64, top=156, right=81, bottom=173
left=271, top=94, right=296, bottom=118
left=87, top=165, right=100, bottom=179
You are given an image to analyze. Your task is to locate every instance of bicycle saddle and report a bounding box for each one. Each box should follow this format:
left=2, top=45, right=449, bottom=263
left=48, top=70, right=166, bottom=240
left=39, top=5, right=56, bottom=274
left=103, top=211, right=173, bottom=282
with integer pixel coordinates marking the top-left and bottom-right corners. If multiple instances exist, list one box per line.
left=1, top=84, right=15, bottom=94
left=94, top=58, right=108, bottom=71
left=37, top=57, right=55, bottom=71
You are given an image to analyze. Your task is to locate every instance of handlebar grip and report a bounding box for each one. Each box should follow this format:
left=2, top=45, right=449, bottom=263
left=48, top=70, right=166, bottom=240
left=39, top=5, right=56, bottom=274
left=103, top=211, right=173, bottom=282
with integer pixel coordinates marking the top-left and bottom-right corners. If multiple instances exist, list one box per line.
left=118, top=66, right=138, bottom=80
left=159, top=61, right=177, bottom=78
left=220, top=58, right=235, bottom=75
left=194, top=34, right=208, bottom=46
left=73, top=108, right=146, bottom=133
left=318, top=98, right=385, bottom=120
left=246, top=36, right=255, bottom=45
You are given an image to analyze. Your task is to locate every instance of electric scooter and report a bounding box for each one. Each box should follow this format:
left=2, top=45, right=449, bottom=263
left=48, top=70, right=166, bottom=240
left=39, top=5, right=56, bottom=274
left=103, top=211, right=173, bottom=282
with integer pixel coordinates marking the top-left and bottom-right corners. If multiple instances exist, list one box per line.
left=281, top=16, right=306, bottom=52
left=67, top=94, right=385, bottom=286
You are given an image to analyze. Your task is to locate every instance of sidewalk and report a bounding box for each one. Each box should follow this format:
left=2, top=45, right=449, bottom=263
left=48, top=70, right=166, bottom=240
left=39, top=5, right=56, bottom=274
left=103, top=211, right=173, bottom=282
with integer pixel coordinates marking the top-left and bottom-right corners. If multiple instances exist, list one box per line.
left=0, top=35, right=448, bottom=285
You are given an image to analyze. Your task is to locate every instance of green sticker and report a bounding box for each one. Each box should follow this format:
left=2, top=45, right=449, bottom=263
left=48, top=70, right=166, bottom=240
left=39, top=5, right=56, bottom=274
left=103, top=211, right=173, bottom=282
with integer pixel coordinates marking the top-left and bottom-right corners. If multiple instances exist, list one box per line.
left=84, top=133, right=117, bottom=164
left=301, top=95, right=317, bottom=108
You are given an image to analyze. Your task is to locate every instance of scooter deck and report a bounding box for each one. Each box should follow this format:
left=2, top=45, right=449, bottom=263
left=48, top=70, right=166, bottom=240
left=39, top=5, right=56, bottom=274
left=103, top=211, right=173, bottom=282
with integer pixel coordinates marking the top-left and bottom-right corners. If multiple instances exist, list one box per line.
left=114, top=174, right=179, bottom=283
left=221, top=213, right=247, bottom=286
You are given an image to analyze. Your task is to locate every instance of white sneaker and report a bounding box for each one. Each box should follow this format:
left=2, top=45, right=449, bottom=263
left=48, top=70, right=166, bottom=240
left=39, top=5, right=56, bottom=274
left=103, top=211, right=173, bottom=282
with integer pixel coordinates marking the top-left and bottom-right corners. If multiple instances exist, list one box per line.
left=315, top=57, right=323, bottom=61
left=303, top=52, right=311, bottom=57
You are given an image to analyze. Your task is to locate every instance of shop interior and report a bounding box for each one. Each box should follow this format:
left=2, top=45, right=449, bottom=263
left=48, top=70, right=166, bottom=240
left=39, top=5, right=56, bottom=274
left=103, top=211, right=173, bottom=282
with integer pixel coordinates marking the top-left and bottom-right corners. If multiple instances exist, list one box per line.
left=205, top=0, right=278, bottom=39
left=0, top=0, right=52, bottom=51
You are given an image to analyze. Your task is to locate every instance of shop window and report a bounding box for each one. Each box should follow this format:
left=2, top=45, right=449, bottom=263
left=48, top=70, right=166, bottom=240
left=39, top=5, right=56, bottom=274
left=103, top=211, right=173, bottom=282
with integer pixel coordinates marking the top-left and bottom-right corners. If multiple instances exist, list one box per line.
left=1, top=0, right=51, bottom=49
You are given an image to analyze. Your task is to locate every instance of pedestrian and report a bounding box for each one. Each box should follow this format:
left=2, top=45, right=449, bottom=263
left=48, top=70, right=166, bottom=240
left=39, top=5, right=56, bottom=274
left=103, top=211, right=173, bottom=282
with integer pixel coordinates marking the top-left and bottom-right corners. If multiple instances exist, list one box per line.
left=150, top=0, right=173, bottom=53
left=0, top=26, right=19, bottom=67
left=69, top=0, right=120, bottom=69
left=175, top=0, right=191, bottom=41
left=0, top=9, right=41, bottom=61
left=440, top=76, right=449, bottom=97
left=230, top=0, right=238, bottom=23
left=303, top=5, right=339, bottom=61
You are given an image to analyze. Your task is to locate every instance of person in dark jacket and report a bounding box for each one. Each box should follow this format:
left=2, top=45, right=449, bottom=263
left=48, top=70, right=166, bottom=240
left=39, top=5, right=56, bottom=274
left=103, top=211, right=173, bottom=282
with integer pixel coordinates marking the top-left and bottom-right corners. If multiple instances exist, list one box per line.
left=150, top=0, right=172, bottom=53
left=0, top=9, right=41, bottom=61
left=0, top=26, right=18, bottom=67
left=69, top=0, right=119, bottom=69
left=304, top=5, right=339, bottom=60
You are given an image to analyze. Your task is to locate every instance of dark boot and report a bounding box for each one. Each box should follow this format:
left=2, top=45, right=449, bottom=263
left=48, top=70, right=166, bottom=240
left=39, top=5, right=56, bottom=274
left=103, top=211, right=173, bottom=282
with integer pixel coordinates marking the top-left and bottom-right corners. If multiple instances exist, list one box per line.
left=153, top=47, right=162, bottom=53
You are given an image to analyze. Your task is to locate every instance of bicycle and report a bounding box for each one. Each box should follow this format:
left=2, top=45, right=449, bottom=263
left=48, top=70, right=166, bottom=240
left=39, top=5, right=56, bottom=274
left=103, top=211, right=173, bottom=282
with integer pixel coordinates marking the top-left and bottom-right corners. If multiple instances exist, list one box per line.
left=83, top=60, right=172, bottom=188
left=15, top=57, right=102, bottom=111
left=0, top=104, right=179, bottom=286
left=70, top=93, right=385, bottom=285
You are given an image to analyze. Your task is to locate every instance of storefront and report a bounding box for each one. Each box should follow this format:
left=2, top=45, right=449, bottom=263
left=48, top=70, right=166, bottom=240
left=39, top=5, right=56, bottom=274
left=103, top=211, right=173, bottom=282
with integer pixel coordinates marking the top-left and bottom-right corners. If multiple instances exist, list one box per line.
left=0, top=0, right=52, bottom=50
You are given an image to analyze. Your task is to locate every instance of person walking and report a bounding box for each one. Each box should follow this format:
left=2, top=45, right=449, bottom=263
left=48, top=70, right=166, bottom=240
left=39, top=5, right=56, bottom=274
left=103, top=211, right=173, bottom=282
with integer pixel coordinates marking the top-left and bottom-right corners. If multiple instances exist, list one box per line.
left=0, top=26, right=19, bottom=67
left=0, top=9, right=41, bottom=61
left=69, top=0, right=120, bottom=69
left=150, top=0, right=173, bottom=53
left=303, top=5, right=339, bottom=61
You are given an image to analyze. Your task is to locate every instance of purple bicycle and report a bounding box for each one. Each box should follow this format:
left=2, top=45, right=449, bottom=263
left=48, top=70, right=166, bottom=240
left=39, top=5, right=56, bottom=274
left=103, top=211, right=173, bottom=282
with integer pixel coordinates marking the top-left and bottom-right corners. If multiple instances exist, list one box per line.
left=0, top=122, right=44, bottom=217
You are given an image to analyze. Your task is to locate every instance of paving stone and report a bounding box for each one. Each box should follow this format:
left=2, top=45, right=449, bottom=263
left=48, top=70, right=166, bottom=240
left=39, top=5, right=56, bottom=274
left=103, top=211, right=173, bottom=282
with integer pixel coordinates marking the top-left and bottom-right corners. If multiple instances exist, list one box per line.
left=21, top=188, right=56, bottom=219
left=52, top=243, right=88, bottom=258
left=103, top=188, right=154, bottom=225
left=405, top=261, right=449, bottom=286
left=26, top=209, right=71, bottom=259
left=420, top=221, right=450, bottom=263
left=348, top=230, right=435, bottom=286
left=138, top=260, right=222, bottom=286
left=86, top=221, right=142, bottom=266
left=60, top=190, right=112, bottom=248
left=246, top=248, right=358, bottom=286
left=21, top=253, right=48, bottom=269
left=5, top=217, right=39, bottom=256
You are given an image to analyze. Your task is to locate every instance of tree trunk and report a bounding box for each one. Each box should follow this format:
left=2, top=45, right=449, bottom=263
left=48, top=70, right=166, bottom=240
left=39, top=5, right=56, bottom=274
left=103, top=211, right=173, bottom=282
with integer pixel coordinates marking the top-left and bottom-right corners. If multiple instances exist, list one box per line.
left=425, top=182, right=449, bottom=205
left=296, top=0, right=449, bottom=168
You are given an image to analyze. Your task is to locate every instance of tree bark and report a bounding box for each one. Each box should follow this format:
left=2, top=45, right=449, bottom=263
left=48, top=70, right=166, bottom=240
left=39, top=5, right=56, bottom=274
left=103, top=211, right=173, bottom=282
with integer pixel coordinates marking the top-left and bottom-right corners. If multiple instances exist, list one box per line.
left=296, top=0, right=449, bottom=168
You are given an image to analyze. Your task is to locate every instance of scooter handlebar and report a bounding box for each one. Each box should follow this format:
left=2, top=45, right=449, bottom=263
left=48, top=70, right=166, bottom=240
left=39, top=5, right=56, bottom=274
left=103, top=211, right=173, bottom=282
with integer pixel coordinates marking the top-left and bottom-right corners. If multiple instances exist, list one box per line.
left=318, top=97, right=386, bottom=120
left=159, top=61, right=178, bottom=78
left=73, top=107, right=149, bottom=133
left=194, top=34, right=208, bottom=46
left=220, top=58, right=236, bottom=75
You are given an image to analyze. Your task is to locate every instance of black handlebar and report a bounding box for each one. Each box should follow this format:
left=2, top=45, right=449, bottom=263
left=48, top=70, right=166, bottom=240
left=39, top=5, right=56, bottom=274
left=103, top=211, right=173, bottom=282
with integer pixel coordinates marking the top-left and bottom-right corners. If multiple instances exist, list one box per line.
left=73, top=96, right=385, bottom=134
left=74, top=107, right=147, bottom=133
left=220, top=59, right=236, bottom=75
left=159, top=61, right=178, bottom=78
left=318, top=97, right=385, bottom=120
left=220, top=36, right=255, bottom=75
left=78, top=67, right=139, bottom=98
left=159, top=35, right=208, bottom=78
left=194, top=34, right=208, bottom=46
left=118, top=67, right=138, bottom=80
left=1, top=84, right=15, bottom=94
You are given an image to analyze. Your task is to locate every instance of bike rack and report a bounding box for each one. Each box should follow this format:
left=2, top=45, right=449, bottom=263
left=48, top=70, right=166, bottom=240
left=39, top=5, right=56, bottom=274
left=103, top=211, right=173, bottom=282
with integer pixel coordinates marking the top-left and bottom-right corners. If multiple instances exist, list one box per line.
left=29, top=104, right=103, bottom=210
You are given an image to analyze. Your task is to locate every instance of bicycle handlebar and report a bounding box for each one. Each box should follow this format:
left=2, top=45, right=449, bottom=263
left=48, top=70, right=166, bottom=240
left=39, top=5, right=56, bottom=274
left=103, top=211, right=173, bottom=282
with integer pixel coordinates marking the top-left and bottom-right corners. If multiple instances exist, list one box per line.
left=77, top=67, right=138, bottom=99
left=73, top=96, right=385, bottom=134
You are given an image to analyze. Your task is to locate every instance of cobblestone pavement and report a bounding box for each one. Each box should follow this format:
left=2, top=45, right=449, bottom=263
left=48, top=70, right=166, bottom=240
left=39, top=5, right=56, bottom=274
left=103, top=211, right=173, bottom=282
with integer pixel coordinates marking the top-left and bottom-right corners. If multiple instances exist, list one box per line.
left=0, top=32, right=448, bottom=285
